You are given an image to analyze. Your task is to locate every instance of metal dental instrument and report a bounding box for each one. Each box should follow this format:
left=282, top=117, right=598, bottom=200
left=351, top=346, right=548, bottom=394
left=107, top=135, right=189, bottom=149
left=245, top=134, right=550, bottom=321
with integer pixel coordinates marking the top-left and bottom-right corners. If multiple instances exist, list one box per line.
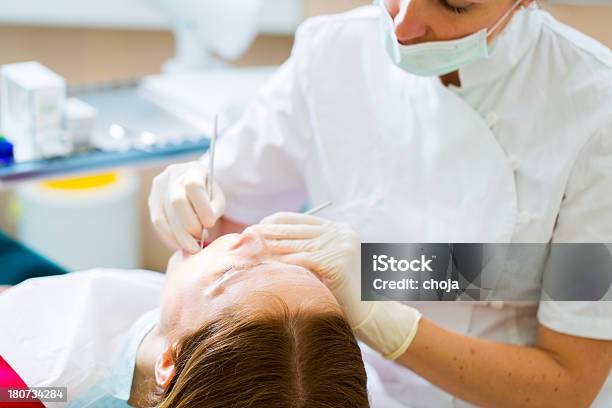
left=207, top=114, right=218, bottom=201
left=305, top=201, right=333, bottom=215
left=200, top=114, right=219, bottom=249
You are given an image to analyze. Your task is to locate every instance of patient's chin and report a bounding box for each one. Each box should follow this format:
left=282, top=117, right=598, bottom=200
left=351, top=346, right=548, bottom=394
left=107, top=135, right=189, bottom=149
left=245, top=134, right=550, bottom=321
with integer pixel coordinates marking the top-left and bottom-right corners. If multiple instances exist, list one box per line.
left=166, top=250, right=190, bottom=272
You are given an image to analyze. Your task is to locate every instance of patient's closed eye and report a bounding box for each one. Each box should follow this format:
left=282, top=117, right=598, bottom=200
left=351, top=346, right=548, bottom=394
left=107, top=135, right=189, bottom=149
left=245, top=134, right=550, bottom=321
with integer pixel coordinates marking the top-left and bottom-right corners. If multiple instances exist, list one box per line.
left=217, top=262, right=265, bottom=281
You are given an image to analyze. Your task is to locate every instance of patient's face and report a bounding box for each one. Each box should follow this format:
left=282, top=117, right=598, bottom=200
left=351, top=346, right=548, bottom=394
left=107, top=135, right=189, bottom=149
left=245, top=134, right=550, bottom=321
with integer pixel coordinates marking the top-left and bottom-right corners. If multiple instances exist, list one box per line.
left=160, top=228, right=339, bottom=340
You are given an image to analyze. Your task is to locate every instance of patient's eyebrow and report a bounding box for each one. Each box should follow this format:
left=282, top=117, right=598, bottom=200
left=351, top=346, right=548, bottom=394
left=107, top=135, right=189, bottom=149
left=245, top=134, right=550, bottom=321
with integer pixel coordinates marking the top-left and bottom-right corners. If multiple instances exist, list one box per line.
left=226, top=262, right=266, bottom=273
left=214, top=262, right=268, bottom=285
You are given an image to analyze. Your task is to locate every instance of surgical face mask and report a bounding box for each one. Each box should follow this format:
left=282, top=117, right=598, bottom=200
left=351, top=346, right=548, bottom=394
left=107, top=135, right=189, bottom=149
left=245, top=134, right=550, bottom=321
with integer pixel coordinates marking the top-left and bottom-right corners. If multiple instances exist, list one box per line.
left=376, top=0, right=524, bottom=77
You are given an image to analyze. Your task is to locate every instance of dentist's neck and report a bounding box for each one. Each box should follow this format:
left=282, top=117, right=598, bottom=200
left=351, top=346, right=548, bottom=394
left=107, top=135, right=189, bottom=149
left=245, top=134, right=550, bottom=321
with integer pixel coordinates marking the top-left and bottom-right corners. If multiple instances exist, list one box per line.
left=129, top=325, right=167, bottom=407
left=440, top=71, right=461, bottom=87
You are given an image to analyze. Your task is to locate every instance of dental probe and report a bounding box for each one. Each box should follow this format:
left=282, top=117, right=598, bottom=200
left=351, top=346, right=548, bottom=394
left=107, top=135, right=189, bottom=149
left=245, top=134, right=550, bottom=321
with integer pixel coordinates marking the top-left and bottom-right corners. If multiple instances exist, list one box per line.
left=305, top=201, right=333, bottom=216
left=201, top=114, right=219, bottom=249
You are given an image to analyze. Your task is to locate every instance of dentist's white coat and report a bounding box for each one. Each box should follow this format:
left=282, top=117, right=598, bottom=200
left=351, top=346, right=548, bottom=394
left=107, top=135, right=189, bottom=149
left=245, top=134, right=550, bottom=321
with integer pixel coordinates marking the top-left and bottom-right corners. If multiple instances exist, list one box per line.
left=205, top=5, right=612, bottom=407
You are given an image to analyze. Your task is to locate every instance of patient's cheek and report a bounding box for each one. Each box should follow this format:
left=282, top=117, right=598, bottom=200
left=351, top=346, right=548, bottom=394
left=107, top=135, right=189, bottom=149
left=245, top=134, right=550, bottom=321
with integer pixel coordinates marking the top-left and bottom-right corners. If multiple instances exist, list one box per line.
left=159, top=295, right=176, bottom=334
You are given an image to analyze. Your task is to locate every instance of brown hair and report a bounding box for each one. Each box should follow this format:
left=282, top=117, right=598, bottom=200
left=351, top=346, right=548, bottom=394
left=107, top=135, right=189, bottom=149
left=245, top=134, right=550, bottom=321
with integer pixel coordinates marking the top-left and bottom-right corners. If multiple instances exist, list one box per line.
left=152, top=299, right=369, bottom=408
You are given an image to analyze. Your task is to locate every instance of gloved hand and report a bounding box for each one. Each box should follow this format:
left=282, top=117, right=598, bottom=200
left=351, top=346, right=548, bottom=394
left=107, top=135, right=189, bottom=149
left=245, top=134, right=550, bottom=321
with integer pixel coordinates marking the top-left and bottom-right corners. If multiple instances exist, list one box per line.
left=149, top=161, right=225, bottom=254
left=253, top=212, right=422, bottom=360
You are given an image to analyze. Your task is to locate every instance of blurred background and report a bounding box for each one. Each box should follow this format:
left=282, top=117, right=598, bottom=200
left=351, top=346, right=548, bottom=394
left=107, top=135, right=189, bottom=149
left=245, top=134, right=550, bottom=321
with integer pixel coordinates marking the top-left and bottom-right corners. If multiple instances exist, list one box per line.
left=0, top=0, right=610, bottom=274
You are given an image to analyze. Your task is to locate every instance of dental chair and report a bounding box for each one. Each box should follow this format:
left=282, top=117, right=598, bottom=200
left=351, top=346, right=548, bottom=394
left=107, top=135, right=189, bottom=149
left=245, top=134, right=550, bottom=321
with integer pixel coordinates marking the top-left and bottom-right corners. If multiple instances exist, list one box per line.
left=0, top=231, right=66, bottom=285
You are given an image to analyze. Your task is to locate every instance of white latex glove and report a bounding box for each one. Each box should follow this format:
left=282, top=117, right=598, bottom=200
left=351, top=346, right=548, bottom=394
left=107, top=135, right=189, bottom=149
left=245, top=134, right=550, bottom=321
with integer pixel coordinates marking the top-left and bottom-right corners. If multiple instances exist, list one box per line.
left=253, top=212, right=422, bottom=360
left=149, top=161, right=225, bottom=253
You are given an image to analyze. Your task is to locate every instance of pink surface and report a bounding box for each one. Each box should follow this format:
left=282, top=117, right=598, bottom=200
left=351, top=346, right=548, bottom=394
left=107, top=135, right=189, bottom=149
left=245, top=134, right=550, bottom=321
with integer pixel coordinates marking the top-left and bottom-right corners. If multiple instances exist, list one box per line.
left=0, top=355, right=44, bottom=407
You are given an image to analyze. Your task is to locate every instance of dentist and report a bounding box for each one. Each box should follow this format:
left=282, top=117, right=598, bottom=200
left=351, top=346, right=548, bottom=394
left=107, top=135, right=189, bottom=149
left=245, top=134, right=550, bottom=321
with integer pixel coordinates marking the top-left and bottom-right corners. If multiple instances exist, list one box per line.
left=149, top=0, right=612, bottom=406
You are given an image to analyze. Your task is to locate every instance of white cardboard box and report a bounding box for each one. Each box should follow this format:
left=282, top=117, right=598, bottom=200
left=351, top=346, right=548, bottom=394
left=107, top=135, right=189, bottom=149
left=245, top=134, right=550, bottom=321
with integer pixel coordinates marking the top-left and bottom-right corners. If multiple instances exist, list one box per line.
left=0, top=61, right=66, bottom=162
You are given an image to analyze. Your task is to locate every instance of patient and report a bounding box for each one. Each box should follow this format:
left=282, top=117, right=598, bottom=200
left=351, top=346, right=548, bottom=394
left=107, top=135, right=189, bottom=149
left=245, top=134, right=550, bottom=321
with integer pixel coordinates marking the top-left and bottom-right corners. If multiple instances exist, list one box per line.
left=0, top=228, right=369, bottom=407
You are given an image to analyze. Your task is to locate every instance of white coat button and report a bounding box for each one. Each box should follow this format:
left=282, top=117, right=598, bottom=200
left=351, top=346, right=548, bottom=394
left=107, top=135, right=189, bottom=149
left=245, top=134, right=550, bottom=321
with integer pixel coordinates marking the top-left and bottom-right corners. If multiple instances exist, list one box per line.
left=518, top=211, right=532, bottom=224
left=509, top=156, right=521, bottom=171
left=485, top=112, right=499, bottom=128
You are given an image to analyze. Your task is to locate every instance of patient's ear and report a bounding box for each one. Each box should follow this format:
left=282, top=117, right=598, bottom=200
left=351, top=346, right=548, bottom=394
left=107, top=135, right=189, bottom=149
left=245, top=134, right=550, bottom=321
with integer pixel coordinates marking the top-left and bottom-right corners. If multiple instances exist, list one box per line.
left=154, top=346, right=175, bottom=389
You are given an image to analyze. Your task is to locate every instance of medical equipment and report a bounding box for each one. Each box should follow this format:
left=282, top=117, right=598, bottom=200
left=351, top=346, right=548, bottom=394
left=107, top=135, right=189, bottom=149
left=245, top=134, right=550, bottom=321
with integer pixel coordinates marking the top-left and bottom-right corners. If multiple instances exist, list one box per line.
left=16, top=171, right=140, bottom=270
left=65, top=97, right=97, bottom=149
left=0, top=136, right=13, bottom=165
left=376, top=0, right=525, bottom=77
left=0, top=62, right=70, bottom=162
left=200, top=114, right=219, bottom=249
left=0, top=139, right=209, bottom=186
left=305, top=201, right=333, bottom=216
left=207, top=114, right=218, bottom=200
left=108, top=124, right=165, bottom=152
left=0, top=82, right=212, bottom=185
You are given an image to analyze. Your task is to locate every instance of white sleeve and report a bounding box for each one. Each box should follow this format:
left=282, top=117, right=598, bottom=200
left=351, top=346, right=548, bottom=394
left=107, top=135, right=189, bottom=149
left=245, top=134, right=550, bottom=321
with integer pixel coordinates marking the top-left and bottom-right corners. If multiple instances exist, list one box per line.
left=203, top=57, right=313, bottom=225
left=538, top=127, right=612, bottom=340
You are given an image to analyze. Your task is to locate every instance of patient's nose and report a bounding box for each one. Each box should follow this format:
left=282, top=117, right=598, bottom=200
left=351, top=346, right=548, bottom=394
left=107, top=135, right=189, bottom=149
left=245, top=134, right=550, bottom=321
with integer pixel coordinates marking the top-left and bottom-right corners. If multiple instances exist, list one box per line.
left=231, top=227, right=268, bottom=255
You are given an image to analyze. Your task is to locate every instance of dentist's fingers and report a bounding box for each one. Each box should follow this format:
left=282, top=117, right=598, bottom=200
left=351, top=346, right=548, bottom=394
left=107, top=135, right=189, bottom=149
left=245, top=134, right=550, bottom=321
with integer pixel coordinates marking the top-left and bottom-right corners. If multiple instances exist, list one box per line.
left=260, top=212, right=326, bottom=226
left=273, top=252, right=339, bottom=288
left=165, top=183, right=202, bottom=253
left=167, top=214, right=201, bottom=253
left=148, top=160, right=225, bottom=253
left=149, top=170, right=169, bottom=226
left=264, top=239, right=319, bottom=254
left=184, top=172, right=218, bottom=229
left=149, top=171, right=182, bottom=250
left=251, top=223, right=323, bottom=240
left=273, top=252, right=318, bottom=273
left=151, top=208, right=181, bottom=251
left=167, top=181, right=202, bottom=237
